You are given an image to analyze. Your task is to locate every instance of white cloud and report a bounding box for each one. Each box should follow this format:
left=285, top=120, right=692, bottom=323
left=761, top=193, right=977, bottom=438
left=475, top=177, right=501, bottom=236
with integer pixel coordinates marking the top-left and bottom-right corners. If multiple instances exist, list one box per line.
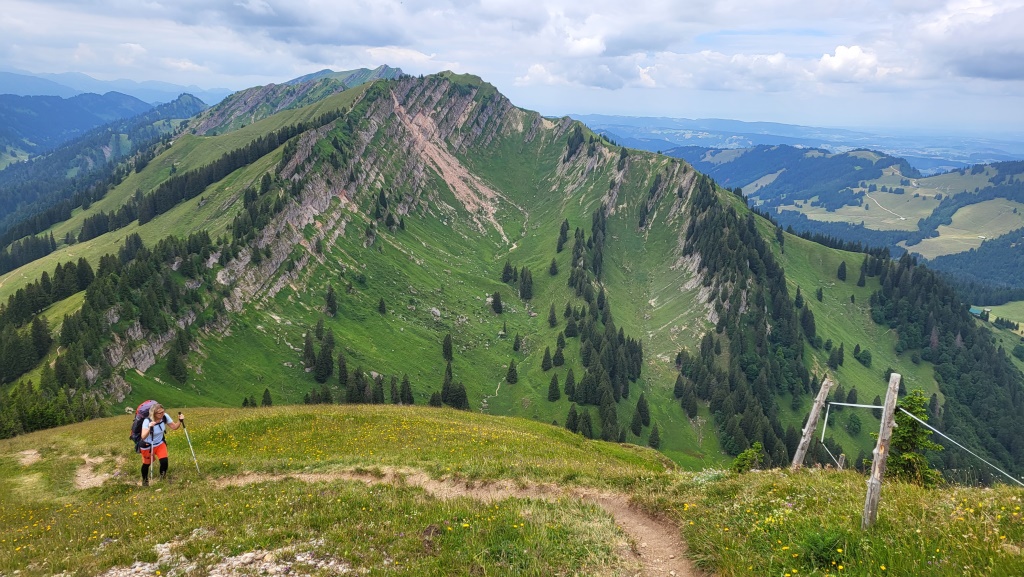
left=515, top=63, right=567, bottom=86
left=114, top=43, right=147, bottom=66
left=816, top=45, right=900, bottom=83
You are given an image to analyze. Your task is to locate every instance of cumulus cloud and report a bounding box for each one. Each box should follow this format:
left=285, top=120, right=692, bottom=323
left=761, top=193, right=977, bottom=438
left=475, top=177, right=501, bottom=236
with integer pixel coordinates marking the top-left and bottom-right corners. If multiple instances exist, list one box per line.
left=816, top=45, right=900, bottom=83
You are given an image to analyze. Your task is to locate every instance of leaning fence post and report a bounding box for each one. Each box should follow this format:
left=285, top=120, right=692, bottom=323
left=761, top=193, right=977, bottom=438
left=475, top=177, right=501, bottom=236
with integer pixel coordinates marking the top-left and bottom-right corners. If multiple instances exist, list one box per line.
left=792, top=376, right=833, bottom=469
left=862, top=372, right=902, bottom=530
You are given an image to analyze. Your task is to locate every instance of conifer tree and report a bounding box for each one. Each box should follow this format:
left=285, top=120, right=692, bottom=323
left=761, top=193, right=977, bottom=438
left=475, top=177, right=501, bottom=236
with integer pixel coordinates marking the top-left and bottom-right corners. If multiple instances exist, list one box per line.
left=549, top=258, right=558, bottom=276
left=513, top=333, right=522, bottom=351
left=837, top=261, right=847, bottom=281
left=648, top=424, right=661, bottom=449
left=579, top=408, right=594, bottom=439
left=401, top=374, right=414, bottom=404
left=552, top=346, right=565, bottom=367
left=442, top=333, right=453, bottom=362
left=167, top=352, right=187, bottom=384
left=794, top=286, right=804, bottom=308
left=630, top=408, right=643, bottom=437
left=542, top=347, right=553, bottom=371
left=564, top=368, right=576, bottom=400
left=372, top=375, right=386, bottom=404
left=519, top=268, right=533, bottom=300
left=637, top=393, right=650, bottom=426
left=506, top=359, right=518, bottom=383
left=390, top=376, right=400, bottom=404
left=674, top=373, right=685, bottom=398
left=262, top=388, right=273, bottom=407
left=428, top=392, right=442, bottom=407
left=326, top=284, right=338, bottom=316
left=315, top=318, right=325, bottom=340
left=303, top=330, right=316, bottom=368
left=491, top=292, right=503, bottom=314
left=548, top=374, right=561, bottom=401
left=337, top=351, right=348, bottom=387
left=314, top=342, right=333, bottom=383
left=378, top=298, right=386, bottom=314
left=548, top=303, right=558, bottom=327
left=565, top=404, right=579, bottom=433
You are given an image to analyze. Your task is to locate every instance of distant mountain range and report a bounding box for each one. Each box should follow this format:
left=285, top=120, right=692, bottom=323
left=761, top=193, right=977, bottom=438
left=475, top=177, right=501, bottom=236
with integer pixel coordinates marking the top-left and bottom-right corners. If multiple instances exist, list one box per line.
left=0, top=70, right=232, bottom=105
left=0, top=91, right=154, bottom=166
left=574, top=114, right=1024, bottom=176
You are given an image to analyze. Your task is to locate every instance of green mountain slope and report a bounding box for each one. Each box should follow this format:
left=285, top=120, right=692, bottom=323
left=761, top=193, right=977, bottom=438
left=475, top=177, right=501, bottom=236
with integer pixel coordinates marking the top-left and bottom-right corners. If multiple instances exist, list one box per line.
left=2, top=73, right=1023, bottom=482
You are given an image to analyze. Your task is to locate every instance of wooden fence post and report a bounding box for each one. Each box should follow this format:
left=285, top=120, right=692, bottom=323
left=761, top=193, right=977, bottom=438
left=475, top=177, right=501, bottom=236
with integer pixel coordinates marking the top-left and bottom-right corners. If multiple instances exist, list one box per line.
left=791, top=376, right=833, bottom=470
left=862, top=372, right=902, bottom=530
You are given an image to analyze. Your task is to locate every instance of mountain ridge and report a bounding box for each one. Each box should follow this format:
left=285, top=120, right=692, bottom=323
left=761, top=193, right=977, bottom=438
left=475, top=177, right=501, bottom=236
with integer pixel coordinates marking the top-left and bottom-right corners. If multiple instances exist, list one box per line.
left=1, top=71, right=1022, bottom=486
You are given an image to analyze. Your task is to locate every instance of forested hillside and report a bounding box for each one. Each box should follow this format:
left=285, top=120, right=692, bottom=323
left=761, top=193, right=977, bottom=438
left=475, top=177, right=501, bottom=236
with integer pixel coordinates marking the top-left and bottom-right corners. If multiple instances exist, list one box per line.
left=0, top=95, right=207, bottom=271
left=0, top=92, right=153, bottom=165
left=2, top=73, right=1024, bottom=480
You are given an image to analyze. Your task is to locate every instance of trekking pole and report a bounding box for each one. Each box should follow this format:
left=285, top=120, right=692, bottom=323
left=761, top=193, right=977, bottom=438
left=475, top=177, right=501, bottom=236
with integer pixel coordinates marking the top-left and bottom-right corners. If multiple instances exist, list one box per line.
left=179, top=412, right=201, bottom=475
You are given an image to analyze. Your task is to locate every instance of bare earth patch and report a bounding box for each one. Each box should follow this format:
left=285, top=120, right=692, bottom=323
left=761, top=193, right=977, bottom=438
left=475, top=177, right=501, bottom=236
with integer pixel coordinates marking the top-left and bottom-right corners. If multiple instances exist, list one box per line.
left=216, top=468, right=703, bottom=577
left=17, top=449, right=41, bottom=466
left=74, top=453, right=111, bottom=489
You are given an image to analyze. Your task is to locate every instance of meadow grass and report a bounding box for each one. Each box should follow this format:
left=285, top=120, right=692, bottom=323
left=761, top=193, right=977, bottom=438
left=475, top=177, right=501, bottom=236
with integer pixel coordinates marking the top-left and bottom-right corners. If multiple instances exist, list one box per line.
left=2, top=405, right=1023, bottom=576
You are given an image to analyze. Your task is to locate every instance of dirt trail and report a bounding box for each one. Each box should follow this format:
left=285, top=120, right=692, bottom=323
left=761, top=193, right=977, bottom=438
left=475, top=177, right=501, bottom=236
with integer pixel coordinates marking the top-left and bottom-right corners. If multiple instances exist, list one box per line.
left=217, top=468, right=703, bottom=576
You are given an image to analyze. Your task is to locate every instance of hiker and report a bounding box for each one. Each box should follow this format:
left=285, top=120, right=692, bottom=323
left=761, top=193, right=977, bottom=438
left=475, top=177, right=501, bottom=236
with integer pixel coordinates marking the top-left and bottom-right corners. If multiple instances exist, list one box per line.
left=140, top=403, right=183, bottom=486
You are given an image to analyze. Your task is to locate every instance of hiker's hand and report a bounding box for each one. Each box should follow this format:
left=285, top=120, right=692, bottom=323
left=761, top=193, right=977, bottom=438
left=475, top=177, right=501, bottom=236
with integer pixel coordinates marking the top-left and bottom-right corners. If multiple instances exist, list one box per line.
left=178, top=412, right=185, bottom=421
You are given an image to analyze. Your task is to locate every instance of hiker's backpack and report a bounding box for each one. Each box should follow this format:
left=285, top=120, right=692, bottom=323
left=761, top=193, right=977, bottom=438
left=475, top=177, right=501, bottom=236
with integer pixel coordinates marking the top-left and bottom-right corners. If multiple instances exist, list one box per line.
left=129, top=400, right=158, bottom=452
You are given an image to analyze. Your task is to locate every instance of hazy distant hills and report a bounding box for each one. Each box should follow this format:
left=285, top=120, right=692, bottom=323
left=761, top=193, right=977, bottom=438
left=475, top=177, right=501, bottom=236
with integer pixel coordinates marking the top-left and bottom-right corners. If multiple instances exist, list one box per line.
left=0, top=69, right=232, bottom=105
left=0, top=91, right=154, bottom=166
left=575, top=114, right=1024, bottom=176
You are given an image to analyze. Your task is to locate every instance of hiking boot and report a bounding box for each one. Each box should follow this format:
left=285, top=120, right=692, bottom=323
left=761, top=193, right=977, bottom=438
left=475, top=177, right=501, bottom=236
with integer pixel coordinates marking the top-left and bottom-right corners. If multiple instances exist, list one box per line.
left=160, top=474, right=170, bottom=484
left=142, top=478, right=149, bottom=487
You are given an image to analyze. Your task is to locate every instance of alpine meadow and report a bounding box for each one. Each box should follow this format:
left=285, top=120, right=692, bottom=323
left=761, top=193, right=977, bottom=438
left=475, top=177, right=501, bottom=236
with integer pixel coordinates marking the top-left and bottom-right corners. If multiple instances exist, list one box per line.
left=2, top=71, right=1024, bottom=576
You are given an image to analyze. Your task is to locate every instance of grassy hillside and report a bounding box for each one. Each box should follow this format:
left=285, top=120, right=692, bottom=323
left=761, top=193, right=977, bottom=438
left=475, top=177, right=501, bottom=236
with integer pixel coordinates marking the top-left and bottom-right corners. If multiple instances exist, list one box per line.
left=2, top=405, right=1022, bottom=576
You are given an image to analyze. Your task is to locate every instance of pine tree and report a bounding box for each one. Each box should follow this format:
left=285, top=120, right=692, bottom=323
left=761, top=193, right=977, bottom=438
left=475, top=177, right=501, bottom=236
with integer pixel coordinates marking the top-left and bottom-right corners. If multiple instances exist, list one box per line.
left=442, top=333, right=453, bottom=361
left=326, top=284, right=338, bottom=316
left=794, top=286, right=804, bottom=309
left=314, top=342, right=333, bottom=383
left=548, top=303, right=558, bottom=327
left=401, top=374, right=414, bottom=404
left=552, top=346, right=565, bottom=367
left=579, top=409, right=594, bottom=439
left=512, top=333, right=521, bottom=351
left=337, top=351, right=348, bottom=387
left=564, top=368, right=576, bottom=400
left=565, top=404, right=579, bottom=433
left=167, top=352, right=187, bottom=384
left=548, top=374, right=561, bottom=401
left=674, top=373, right=685, bottom=398
left=303, top=330, right=316, bottom=368
left=428, top=392, right=442, bottom=407
left=542, top=347, right=553, bottom=371
left=519, top=268, right=533, bottom=300
left=648, top=424, right=661, bottom=449
left=549, top=258, right=558, bottom=276
left=506, top=359, right=518, bottom=383
left=889, top=390, right=944, bottom=487
left=491, top=292, right=503, bottom=314
left=837, top=261, right=847, bottom=281
left=378, top=298, right=387, bottom=314
left=262, top=388, right=273, bottom=407
left=390, top=376, right=400, bottom=404
left=630, top=409, right=643, bottom=436
left=315, top=318, right=325, bottom=340
left=637, top=393, right=650, bottom=426
left=372, top=376, right=386, bottom=404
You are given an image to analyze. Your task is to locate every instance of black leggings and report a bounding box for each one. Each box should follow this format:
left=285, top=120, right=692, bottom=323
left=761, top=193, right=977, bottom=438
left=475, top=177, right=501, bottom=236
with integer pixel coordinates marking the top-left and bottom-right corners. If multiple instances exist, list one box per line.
left=141, top=457, right=168, bottom=481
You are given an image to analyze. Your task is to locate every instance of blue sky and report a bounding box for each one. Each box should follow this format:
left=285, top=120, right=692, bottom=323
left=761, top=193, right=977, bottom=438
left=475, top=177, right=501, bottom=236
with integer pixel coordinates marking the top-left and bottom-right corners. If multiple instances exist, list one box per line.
left=2, top=0, right=1022, bottom=135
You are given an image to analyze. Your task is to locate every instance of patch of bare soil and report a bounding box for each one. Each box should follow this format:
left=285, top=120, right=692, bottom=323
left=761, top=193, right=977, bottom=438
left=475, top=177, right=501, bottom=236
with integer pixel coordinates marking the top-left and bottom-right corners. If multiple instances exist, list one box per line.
left=74, top=453, right=111, bottom=489
left=216, top=468, right=704, bottom=576
left=17, top=449, right=41, bottom=466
